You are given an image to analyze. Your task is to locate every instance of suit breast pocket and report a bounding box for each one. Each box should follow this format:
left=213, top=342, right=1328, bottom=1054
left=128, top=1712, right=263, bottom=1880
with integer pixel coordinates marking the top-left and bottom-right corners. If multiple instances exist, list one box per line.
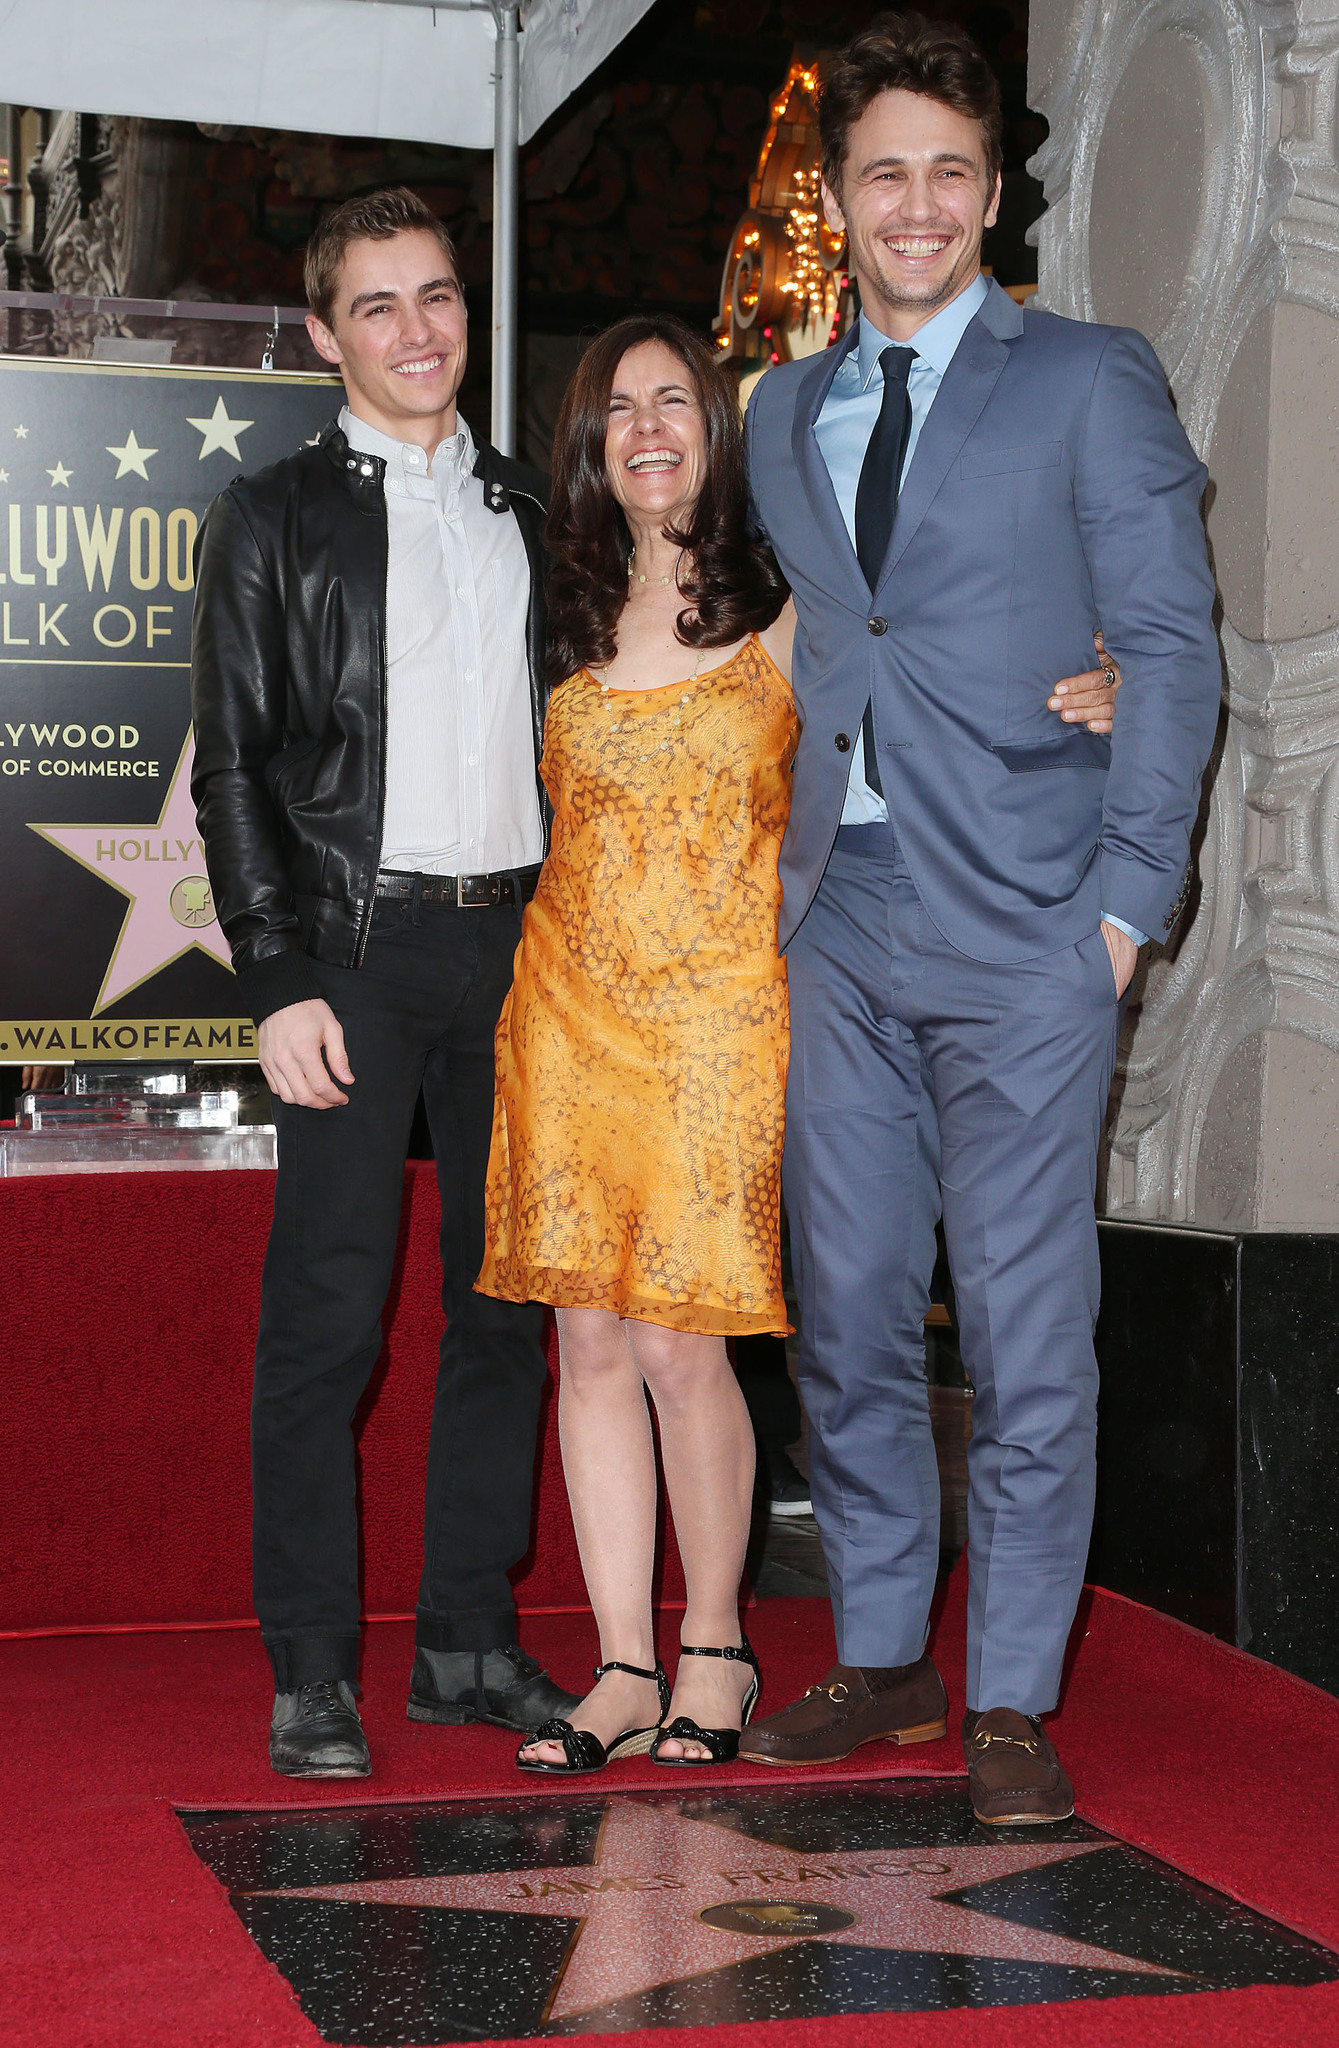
left=959, top=440, right=1064, bottom=479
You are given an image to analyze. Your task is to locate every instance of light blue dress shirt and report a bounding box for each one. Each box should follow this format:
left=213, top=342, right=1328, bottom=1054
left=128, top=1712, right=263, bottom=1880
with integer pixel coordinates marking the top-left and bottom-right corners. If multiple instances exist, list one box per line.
left=812, top=273, right=1146, bottom=945
left=815, top=272, right=988, bottom=826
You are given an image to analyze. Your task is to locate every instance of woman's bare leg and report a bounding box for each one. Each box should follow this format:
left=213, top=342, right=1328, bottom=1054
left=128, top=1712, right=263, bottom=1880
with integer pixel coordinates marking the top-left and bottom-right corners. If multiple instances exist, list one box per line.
left=626, top=1321, right=756, bottom=1760
left=519, top=1306, right=662, bottom=1764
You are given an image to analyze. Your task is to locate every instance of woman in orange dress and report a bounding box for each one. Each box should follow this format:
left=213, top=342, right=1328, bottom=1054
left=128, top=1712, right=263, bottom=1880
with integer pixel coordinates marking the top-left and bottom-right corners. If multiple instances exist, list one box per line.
left=477, top=315, right=1121, bottom=1775
left=477, top=314, right=797, bottom=1771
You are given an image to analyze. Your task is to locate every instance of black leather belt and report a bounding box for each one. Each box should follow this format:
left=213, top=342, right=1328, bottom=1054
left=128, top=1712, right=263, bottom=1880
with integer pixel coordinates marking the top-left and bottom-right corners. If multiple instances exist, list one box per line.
left=375, top=867, right=538, bottom=908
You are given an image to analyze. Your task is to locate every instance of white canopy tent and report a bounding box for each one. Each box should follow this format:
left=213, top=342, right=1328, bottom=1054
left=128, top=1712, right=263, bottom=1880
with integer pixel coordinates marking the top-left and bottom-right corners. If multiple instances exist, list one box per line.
left=0, top=0, right=656, bottom=448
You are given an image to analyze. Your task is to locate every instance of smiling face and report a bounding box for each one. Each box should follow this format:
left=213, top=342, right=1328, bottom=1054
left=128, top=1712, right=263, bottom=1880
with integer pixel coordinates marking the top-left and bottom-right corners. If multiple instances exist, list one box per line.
left=822, top=89, right=1000, bottom=337
left=305, top=227, right=468, bottom=446
left=604, top=339, right=708, bottom=537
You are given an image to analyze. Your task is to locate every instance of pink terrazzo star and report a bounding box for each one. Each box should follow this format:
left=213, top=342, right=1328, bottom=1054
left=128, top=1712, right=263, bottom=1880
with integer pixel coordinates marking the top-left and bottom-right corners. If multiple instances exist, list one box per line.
left=32, top=732, right=233, bottom=1011
left=250, top=1795, right=1182, bottom=2024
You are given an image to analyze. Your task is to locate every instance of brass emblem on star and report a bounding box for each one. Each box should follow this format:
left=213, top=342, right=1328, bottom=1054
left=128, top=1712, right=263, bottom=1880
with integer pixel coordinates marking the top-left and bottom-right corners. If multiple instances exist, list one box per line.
left=700, top=1897, right=858, bottom=1936
left=170, top=875, right=216, bottom=928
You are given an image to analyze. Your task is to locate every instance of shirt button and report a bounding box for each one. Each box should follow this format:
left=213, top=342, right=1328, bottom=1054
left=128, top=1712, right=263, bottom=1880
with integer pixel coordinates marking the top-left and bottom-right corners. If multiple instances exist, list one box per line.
left=868, top=616, right=888, bottom=636
left=465, top=669, right=477, bottom=683
left=468, top=754, right=479, bottom=767
left=834, top=732, right=851, bottom=753
left=456, top=586, right=468, bottom=599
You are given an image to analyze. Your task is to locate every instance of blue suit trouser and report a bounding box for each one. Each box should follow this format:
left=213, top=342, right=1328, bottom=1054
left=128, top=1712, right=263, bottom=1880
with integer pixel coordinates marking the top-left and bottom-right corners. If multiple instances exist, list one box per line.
left=783, top=825, right=1123, bottom=1712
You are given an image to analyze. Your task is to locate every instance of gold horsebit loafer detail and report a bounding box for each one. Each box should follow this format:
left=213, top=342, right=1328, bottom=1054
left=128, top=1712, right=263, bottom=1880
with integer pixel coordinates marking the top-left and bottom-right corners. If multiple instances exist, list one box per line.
left=963, top=1707, right=1075, bottom=1825
left=738, top=1657, right=948, bottom=1766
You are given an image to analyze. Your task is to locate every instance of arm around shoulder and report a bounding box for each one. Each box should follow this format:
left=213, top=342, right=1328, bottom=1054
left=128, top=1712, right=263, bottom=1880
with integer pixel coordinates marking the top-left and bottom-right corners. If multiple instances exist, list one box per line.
left=758, top=597, right=797, bottom=683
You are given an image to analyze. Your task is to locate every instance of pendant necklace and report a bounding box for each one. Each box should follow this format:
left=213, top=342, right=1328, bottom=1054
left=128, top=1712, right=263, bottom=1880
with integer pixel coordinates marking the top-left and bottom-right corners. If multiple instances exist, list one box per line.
left=599, top=551, right=698, bottom=703
left=598, top=643, right=706, bottom=710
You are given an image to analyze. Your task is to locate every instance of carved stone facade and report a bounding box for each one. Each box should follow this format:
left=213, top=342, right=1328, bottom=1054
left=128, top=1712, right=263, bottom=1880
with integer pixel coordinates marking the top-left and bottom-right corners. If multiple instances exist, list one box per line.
left=1029, top=0, right=1339, bottom=1227
left=3, top=113, right=130, bottom=353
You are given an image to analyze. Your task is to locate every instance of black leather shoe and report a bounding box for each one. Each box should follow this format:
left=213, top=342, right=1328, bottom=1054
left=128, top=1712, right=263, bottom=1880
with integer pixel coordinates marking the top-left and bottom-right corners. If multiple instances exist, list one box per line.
left=407, top=1644, right=583, bottom=1735
left=269, top=1680, right=370, bottom=1778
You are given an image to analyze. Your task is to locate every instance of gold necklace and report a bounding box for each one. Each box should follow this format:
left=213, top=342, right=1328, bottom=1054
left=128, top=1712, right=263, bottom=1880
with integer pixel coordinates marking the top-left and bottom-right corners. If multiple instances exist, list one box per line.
left=628, top=551, right=676, bottom=588
left=597, top=643, right=707, bottom=699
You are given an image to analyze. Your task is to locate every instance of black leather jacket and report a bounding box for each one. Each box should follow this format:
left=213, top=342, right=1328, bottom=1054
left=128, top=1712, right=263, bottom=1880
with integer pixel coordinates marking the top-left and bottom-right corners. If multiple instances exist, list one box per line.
left=190, top=421, right=551, bottom=1023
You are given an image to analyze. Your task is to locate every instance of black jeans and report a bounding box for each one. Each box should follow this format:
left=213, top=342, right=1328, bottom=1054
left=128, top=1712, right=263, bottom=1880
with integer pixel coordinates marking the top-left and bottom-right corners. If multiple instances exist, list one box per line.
left=733, top=1334, right=801, bottom=1450
left=252, top=883, right=547, bottom=1691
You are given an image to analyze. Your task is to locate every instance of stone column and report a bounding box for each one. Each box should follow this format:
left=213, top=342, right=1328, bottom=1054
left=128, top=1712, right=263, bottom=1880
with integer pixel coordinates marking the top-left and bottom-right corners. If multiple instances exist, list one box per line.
left=1029, top=0, right=1339, bottom=1228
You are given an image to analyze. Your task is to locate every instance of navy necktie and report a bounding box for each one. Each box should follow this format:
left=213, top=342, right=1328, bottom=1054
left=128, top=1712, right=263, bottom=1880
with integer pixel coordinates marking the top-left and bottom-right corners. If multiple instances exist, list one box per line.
left=853, top=344, right=916, bottom=797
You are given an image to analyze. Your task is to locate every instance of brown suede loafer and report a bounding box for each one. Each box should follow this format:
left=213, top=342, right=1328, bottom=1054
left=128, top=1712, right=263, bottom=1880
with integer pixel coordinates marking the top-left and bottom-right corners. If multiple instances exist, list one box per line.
left=738, top=1656, right=947, bottom=1766
left=963, top=1708, right=1074, bottom=1824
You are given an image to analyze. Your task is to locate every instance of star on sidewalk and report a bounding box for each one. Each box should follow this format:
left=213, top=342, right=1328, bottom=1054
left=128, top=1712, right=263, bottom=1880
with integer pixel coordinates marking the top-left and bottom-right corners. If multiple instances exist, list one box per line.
left=186, top=395, right=254, bottom=461
left=30, top=733, right=233, bottom=1011
left=106, top=429, right=157, bottom=480
left=250, top=1797, right=1181, bottom=2026
left=46, top=460, right=73, bottom=487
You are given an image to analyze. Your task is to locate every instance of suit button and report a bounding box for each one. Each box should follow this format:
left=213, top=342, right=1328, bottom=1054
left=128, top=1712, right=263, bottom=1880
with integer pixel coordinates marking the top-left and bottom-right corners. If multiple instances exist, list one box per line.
left=834, top=732, right=851, bottom=753
left=868, top=616, right=887, bottom=635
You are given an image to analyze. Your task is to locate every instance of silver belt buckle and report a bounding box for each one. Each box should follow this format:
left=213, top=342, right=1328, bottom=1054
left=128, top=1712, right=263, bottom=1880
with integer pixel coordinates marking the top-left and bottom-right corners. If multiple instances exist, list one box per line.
left=457, top=873, right=503, bottom=908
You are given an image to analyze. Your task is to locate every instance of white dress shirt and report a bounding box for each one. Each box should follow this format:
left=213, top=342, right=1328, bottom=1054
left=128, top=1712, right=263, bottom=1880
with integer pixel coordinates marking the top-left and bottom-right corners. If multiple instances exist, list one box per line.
left=340, top=406, right=545, bottom=875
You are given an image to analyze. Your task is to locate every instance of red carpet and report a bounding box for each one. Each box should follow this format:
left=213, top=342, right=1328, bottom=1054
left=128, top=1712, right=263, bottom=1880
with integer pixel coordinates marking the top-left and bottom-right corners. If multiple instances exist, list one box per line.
left=6, top=1567, right=1338, bottom=2047
left=0, top=1164, right=682, bottom=1632
left=6, top=1169, right=1338, bottom=2040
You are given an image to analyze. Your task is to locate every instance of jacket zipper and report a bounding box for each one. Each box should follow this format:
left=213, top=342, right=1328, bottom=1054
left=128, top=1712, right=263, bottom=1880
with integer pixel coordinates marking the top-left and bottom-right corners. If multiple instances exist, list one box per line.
left=354, top=495, right=391, bottom=969
left=508, top=485, right=552, bottom=856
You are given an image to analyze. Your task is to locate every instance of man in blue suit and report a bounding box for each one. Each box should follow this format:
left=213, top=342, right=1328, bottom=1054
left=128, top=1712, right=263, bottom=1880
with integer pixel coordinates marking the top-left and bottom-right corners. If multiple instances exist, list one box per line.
left=739, top=14, right=1220, bottom=1820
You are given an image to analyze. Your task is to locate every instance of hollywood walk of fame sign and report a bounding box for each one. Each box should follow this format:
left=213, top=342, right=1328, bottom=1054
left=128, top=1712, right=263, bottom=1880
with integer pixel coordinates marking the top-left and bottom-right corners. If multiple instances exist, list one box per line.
left=180, top=1781, right=1339, bottom=2045
left=0, top=356, right=338, bottom=1063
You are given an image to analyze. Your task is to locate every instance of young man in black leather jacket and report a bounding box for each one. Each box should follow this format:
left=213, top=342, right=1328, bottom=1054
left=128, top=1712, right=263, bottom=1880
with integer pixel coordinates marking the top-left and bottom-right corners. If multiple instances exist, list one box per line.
left=191, top=187, right=579, bottom=1776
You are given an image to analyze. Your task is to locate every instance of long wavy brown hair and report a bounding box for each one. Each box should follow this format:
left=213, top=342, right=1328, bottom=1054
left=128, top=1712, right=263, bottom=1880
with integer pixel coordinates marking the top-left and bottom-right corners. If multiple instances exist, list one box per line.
left=544, top=313, right=788, bottom=687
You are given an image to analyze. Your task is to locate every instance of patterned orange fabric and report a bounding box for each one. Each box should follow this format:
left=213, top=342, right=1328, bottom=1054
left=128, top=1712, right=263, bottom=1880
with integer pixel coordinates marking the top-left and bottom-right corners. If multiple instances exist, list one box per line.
left=477, top=634, right=798, bottom=1335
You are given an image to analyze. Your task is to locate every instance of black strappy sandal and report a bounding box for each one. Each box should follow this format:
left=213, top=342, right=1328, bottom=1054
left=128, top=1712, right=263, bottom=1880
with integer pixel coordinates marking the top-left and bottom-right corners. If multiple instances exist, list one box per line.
left=649, top=1638, right=761, bottom=1766
left=515, top=1658, right=671, bottom=1775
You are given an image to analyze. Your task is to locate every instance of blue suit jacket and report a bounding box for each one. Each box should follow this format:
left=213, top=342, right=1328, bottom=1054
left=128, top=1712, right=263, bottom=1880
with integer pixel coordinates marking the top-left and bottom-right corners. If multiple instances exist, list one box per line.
left=745, top=279, right=1222, bottom=958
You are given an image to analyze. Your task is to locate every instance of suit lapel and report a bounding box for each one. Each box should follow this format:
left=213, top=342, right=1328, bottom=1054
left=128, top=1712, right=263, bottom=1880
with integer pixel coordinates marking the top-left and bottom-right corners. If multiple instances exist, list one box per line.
left=876, top=315, right=1012, bottom=593
left=789, top=326, right=869, bottom=610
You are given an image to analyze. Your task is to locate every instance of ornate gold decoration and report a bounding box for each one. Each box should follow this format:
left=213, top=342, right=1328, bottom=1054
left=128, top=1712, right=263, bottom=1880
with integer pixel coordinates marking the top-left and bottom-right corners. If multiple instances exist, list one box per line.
left=713, top=55, right=852, bottom=369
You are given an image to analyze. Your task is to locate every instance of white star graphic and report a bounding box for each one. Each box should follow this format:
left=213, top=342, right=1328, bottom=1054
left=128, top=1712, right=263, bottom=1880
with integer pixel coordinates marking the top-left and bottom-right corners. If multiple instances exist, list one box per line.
left=14, top=424, right=27, bottom=439
left=105, top=430, right=157, bottom=480
left=186, top=396, right=254, bottom=461
left=30, top=732, right=233, bottom=1011
left=251, top=1797, right=1182, bottom=2025
left=0, top=469, right=8, bottom=483
left=46, top=460, right=73, bottom=487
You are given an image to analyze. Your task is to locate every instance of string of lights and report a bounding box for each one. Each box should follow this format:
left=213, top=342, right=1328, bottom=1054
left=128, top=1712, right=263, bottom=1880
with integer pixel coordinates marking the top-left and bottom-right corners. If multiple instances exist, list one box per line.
left=713, top=59, right=853, bottom=369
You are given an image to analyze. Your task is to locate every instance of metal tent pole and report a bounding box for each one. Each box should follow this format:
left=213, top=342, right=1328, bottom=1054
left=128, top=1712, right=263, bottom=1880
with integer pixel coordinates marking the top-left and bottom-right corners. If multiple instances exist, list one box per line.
left=490, top=1, right=520, bottom=455
left=389, top=0, right=520, bottom=452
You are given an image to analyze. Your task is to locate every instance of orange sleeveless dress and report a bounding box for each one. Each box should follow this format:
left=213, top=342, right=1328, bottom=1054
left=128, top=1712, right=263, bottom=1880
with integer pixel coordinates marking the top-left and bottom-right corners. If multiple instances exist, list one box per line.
left=476, top=634, right=798, bottom=1335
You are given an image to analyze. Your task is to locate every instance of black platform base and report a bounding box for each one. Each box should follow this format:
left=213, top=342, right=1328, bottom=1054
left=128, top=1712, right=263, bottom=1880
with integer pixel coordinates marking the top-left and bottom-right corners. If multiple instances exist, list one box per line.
left=1090, top=1219, right=1339, bottom=1695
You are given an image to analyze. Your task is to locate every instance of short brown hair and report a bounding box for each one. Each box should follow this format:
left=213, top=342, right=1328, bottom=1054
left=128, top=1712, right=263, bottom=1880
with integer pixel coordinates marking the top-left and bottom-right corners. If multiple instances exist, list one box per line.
left=303, top=186, right=458, bottom=329
left=820, top=11, right=1003, bottom=196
